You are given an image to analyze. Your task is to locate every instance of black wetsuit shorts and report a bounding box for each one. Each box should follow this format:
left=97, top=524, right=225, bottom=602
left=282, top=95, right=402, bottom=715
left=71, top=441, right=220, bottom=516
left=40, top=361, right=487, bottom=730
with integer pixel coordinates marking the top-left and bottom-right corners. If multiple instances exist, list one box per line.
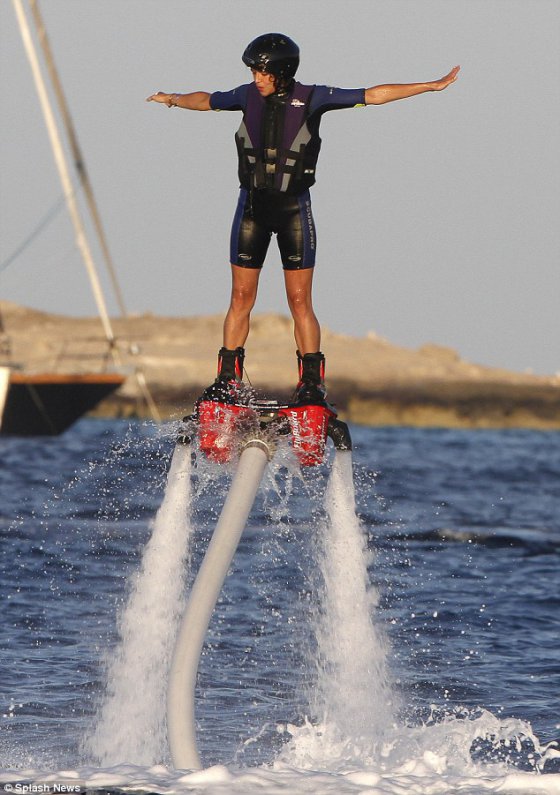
left=230, top=188, right=317, bottom=270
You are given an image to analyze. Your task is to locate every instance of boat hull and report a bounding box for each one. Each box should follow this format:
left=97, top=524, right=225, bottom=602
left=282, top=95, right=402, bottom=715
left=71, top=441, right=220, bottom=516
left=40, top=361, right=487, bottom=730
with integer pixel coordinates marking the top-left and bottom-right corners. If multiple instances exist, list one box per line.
left=0, top=372, right=125, bottom=436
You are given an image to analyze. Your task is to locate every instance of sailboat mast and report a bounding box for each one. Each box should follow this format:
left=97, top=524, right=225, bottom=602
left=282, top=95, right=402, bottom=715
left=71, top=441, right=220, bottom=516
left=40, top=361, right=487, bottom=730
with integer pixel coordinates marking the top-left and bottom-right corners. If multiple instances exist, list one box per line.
left=12, top=0, right=117, bottom=350
left=29, top=0, right=128, bottom=320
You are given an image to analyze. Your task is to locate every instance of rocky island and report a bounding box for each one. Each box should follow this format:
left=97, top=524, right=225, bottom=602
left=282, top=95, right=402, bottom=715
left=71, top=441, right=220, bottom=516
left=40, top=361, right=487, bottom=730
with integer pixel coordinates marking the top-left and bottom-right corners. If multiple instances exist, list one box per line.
left=2, top=301, right=560, bottom=430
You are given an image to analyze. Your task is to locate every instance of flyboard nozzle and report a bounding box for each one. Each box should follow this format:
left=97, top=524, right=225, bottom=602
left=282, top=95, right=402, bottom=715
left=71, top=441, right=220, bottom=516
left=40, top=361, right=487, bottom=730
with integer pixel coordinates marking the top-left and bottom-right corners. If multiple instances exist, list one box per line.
left=327, top=417, right=353, bottom=451
left=176, top=414, right=196, bottom=446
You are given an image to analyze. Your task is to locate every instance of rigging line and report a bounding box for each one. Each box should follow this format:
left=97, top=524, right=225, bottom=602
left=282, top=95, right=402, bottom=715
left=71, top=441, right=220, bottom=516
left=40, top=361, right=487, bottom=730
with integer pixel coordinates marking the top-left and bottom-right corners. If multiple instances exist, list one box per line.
left=0, top=183, right=81, bottom=276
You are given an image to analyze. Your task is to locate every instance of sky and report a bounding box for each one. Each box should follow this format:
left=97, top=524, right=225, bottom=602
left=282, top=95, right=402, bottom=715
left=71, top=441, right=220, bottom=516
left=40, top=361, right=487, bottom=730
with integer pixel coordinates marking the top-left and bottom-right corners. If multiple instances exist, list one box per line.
left=1, top=0, right=559, bottom=375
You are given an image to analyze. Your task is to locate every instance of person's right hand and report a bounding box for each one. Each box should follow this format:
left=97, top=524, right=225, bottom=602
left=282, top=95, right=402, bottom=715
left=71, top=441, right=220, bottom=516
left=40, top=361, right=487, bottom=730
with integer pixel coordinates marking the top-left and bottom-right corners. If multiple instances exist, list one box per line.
left=146, top=91, right=171, bottom=104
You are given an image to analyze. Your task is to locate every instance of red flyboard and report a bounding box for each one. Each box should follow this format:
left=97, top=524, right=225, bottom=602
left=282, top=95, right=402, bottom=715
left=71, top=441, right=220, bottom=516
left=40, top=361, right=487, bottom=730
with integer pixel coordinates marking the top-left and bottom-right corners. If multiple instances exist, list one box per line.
left=196, top=399, right=338, bottom=467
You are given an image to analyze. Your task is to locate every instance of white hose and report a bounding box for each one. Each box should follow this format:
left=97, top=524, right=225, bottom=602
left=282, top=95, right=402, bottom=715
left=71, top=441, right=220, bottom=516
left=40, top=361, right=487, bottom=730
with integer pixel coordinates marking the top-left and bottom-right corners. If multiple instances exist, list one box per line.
left=167, top=440, right=271, bottom=770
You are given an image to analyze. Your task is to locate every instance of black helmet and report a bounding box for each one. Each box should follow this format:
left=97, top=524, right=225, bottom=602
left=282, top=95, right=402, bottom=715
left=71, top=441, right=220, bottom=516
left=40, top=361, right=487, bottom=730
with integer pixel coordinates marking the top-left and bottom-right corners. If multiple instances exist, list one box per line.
left=242, top=33, right=300, bottom=81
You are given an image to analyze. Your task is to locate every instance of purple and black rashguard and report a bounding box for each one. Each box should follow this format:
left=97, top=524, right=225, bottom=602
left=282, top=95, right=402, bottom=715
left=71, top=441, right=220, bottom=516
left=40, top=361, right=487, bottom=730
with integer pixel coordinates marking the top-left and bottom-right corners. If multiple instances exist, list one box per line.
left=210, top=81, right=366, bottom=270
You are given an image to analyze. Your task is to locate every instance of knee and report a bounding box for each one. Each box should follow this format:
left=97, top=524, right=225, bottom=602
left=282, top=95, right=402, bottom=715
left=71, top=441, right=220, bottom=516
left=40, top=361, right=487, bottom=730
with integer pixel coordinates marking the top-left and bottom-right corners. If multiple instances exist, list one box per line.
left=229, top=282, right=257, bottom=314
left=286, top=287, right=313, bottom=318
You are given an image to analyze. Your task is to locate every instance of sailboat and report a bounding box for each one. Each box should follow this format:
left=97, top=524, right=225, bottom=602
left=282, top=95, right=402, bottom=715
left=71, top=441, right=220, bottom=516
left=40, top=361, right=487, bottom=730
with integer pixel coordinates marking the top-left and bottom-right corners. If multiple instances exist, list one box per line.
left=1, top=0, right=156, bottom=435
left=0, top=302, right=125, bottom=437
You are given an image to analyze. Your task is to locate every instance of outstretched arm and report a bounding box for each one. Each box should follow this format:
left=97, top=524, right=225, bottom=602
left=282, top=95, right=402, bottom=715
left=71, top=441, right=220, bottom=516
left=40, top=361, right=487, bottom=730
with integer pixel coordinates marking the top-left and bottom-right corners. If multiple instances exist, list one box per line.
left=146, top=91, right=212, bottom=110
left=365, top=65, right=460, bottom=105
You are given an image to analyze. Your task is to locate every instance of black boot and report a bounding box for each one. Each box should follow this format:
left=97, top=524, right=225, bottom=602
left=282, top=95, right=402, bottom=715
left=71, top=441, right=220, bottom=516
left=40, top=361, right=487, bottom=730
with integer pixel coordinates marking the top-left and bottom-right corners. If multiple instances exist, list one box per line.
left=217, top=346, right=245, bottom=382
left=200, top=347, right=245, bottom=403
left=294, top=350, right=327, bottom=404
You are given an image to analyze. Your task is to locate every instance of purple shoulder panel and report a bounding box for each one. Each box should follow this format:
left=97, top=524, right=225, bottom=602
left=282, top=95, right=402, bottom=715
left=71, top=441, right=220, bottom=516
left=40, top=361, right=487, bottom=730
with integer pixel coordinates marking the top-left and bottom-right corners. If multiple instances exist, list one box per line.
left=281, top=83, right=315, bottom=154
left=241, top=82, right=266, bottom=147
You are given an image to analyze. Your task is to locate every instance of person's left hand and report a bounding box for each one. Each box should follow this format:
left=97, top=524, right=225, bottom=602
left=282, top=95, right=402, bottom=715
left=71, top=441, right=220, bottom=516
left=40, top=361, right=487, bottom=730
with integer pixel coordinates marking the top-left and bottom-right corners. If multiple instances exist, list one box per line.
left=431, top=65, right=461, bottom=91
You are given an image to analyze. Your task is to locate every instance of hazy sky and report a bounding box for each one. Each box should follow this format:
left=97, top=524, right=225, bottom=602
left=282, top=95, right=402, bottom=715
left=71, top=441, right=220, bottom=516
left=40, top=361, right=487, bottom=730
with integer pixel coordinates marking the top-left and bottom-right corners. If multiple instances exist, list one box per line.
left=1, top=0, right=558, bottom=375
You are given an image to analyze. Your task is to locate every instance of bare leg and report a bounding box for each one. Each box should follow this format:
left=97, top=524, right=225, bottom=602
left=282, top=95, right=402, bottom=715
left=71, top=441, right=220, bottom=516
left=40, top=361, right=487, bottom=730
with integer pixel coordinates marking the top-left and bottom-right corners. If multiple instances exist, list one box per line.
left=284, top=268, right=321, bottom=354
left=223, top=264, right=261, bottom=348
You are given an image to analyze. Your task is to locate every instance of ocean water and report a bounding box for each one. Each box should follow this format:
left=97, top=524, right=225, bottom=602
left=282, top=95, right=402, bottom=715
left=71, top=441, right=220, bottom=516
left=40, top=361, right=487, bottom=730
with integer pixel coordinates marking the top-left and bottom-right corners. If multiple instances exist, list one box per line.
left=0, top=418, right=559, bottom=794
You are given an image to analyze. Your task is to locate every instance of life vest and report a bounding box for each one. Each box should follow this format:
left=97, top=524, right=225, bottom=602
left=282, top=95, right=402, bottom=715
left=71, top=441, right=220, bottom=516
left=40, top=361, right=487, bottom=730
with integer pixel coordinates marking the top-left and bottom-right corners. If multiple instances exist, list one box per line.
left=235, top=82, right=320, bottom=195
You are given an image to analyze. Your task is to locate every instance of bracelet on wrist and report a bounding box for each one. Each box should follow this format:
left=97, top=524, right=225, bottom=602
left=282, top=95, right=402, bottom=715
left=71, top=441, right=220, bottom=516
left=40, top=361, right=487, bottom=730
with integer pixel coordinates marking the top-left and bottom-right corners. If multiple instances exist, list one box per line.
left=167, top=93, right=179, bottom=108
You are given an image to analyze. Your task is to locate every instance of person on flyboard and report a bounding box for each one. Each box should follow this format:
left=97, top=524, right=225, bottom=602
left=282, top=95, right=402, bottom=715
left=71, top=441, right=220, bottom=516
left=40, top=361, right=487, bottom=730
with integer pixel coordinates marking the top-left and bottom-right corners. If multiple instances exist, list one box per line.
left=148, top=34, right=459, bottom=406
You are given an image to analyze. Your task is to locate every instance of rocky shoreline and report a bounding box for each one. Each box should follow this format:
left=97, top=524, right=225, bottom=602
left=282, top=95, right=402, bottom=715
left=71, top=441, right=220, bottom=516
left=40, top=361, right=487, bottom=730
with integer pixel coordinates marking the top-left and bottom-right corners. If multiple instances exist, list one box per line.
left=2, top=301, right=560, bottom=430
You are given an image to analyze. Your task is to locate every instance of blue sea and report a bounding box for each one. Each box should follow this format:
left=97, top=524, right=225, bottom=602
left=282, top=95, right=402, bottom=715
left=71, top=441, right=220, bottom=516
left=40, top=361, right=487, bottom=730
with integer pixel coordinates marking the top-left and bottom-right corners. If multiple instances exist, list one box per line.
left=0, top=419, right=559, bottom=794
